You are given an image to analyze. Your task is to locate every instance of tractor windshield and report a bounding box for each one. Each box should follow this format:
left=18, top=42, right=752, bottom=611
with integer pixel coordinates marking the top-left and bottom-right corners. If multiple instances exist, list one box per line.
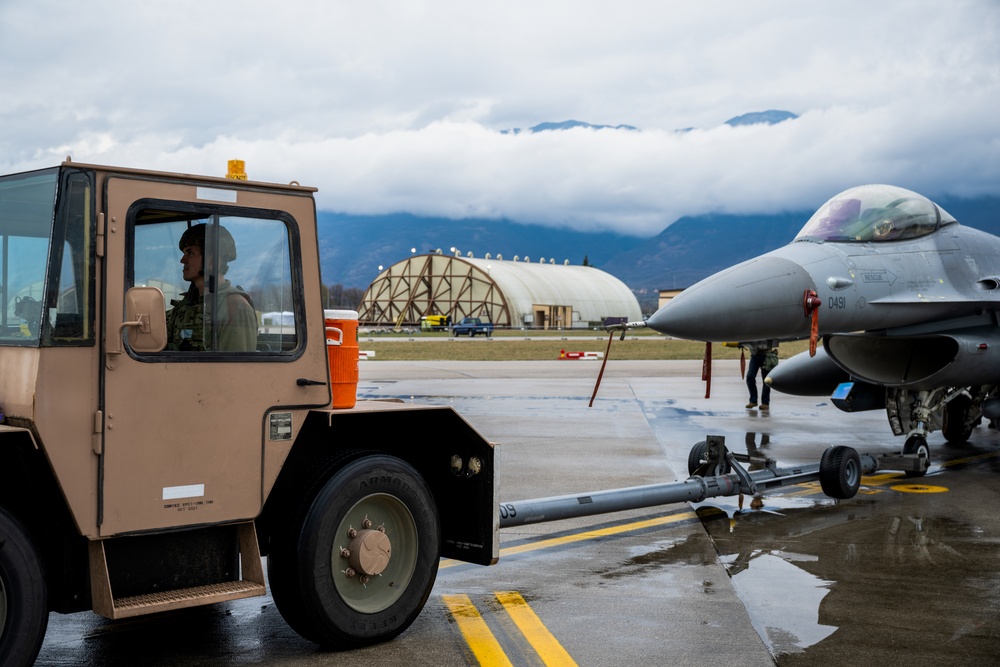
left=0, top=167, right=94, bottom=346
left=794, top=184, right=956, bottom=243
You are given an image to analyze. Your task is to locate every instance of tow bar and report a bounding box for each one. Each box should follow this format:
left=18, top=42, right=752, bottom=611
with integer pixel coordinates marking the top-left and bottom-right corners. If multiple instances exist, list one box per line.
left=499, top=435, right=928, bottom=528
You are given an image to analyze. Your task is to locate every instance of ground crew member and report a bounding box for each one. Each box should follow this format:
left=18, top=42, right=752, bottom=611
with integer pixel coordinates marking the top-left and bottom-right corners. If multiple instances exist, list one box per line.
left=744, top=340, right=778, bottom=410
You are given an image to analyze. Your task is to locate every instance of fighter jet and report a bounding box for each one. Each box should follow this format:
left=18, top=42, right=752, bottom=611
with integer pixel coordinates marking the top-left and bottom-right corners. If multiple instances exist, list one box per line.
left=641, top=184, right=1000, bottom=474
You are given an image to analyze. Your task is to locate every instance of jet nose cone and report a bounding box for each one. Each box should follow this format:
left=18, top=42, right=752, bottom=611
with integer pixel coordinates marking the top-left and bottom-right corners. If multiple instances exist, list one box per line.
left=647, top=255, right=814, bottom=341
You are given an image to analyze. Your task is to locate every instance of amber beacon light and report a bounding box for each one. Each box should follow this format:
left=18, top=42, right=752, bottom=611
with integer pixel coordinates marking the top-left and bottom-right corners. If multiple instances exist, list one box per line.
left=226, top=159, right=247, bottom=180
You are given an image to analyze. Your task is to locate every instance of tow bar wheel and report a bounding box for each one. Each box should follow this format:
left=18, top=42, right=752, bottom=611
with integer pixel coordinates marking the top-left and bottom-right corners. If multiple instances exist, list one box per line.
left=687, top=440, right=732, bottom=477
left=819, top=446, right=862, bottom=499
left=0, top=507, right=49, bottom=667
left=268, top=455, right=441, bottom=649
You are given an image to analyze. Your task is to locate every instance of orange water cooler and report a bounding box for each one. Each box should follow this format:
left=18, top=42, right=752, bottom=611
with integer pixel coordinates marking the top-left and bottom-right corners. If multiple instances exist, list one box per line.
left=325, top=309, right=359, bottom=409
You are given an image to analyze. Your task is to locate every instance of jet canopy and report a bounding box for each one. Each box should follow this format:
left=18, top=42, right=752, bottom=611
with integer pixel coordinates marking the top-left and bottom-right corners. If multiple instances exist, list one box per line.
left=794, top=184, right=956, bottom=243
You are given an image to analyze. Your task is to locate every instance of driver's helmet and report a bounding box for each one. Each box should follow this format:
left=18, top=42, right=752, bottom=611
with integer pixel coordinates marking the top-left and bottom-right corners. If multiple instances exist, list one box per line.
left=179, top=223, right=238, bottom=264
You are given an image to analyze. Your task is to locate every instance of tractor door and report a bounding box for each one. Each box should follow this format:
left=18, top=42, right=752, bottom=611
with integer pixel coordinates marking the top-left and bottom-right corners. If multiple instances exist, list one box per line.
left=99, top=175, right=330, bottom=535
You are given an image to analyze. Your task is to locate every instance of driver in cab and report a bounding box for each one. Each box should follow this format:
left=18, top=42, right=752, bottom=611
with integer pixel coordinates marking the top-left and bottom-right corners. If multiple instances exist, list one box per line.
left=166, top=223, right=257, bottom=351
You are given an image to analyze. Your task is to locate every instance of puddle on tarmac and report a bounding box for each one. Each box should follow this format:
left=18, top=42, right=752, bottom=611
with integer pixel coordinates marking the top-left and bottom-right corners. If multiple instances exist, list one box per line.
left=721, top=551, right=837, bottom=655
left=697, top=498, right=1000, bottom=661
left=594, top=535, right=716, bottom=580
left=639, top=399, right=712, bottom=421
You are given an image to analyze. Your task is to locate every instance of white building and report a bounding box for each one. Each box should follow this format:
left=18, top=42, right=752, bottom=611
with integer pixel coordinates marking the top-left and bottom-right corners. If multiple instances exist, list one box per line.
left=357, top=253, right=640, bottom=329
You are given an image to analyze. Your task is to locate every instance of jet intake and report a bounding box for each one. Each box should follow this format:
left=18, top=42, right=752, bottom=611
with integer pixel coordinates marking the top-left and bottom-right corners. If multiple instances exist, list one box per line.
left=831, top=381, right=886, bottom=412
left=824, top=328, right=1000, bottom=391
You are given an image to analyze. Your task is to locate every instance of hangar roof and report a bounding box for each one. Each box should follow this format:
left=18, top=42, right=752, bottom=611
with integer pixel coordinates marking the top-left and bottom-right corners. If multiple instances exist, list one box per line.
left=460, top=257, right=641, bottom=324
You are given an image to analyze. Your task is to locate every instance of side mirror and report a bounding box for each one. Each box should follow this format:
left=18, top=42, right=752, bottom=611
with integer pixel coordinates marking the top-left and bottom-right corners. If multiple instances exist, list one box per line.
left=125, top=286, right=167, bottom=353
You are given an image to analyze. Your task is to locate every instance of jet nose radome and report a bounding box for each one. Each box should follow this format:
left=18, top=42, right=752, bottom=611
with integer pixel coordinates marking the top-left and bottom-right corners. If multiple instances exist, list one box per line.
left=646, top=255, right=815, bottom=342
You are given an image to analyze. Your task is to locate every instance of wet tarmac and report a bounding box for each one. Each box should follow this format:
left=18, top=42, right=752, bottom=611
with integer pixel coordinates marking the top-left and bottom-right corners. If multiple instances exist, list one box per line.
left=34, top=360, right=1000, bottom=665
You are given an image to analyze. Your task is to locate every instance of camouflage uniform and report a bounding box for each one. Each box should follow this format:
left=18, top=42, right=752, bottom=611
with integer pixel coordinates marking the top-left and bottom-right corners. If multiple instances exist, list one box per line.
left=166, top=281, right=257, bottom=351
left=744, top=340, right=778, bottom=407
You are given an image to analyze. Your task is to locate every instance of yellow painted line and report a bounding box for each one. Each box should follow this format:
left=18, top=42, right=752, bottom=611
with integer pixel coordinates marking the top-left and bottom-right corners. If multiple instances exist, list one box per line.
left=438, top=511, right=698, bottom=570
left=440, top=510, right=699, bottom=569
left=442, top=594, right=513, bottom=667
left=775, top=481, right=823, bottom=497
left=890, top=483, right=949, bottom=493
left=495, top=591, right=578, bottom=667
left=940, top=450, right=1000, bottom=468
left=862, top=473, right=905, bottom=486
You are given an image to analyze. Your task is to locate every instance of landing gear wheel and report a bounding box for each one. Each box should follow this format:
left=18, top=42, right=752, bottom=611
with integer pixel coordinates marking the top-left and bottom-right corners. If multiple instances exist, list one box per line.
left=268, top=455, right=440, bottom=648
left=902, top=435, right=930, bottom=478
left=687, top=440, right=732, bottom=477
left=0, top=508, right=48, bottom=667
left=942, top=396, right=974, bottom=445
left=819, top=446, right=862, bottom=499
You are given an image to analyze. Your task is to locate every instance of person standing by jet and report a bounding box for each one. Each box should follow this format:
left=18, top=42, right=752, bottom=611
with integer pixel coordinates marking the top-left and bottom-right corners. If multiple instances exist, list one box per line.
left=743, top=341, right=778, bottom=410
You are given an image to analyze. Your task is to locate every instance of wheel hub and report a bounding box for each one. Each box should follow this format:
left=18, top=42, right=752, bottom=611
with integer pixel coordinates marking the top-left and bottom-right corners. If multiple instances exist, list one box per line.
left=331, top=492, right=421, bottom=614
left=347, top=528, right=392, bottom=576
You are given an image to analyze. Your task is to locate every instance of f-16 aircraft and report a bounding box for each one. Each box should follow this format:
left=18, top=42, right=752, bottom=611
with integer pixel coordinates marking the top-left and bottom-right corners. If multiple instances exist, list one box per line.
left=640, top=183, right=1000, bottom=475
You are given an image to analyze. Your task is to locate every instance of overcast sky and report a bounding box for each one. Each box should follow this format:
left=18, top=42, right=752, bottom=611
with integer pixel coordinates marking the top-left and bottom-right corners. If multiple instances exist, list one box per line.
left=2, top=0, right=998, bottom=236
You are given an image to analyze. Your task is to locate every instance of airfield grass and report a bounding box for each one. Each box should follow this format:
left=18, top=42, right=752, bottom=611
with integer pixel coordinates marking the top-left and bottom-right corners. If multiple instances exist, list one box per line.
left=360, top=330, right=812, bottom=361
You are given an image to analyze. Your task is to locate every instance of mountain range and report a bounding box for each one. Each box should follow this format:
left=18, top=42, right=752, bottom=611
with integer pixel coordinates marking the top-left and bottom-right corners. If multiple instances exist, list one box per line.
left=318, top=194, right=1000, bottom=304
left=315, top=112, right=1000, bottom=304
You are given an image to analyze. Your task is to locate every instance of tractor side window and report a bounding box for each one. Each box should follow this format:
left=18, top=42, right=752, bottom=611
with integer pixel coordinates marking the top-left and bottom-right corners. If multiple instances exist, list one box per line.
left=0, top=236, right=48, bottom=342
left=0, top=169, right=59, bottom=345
left=45, top=171, right=96, bottom=344
left=131, top=208, right=300, bottom=356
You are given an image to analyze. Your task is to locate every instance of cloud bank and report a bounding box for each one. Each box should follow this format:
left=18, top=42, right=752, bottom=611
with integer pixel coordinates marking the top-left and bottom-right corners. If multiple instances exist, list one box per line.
left=2, top=0, right=998, bottom=236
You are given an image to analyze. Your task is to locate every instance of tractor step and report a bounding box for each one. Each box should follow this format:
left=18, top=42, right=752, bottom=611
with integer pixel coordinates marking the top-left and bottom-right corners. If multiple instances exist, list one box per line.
left=89, top=522, right=266, bottom=619
left=110, top=580, right=266, bottom=617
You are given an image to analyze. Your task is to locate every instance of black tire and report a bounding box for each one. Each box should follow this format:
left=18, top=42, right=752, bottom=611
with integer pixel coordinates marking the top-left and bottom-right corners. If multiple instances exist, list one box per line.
left=687, top=441, right=731, bottom=477
left=267, top=455, right=440, bottom=649
left=819, top=446, right=862, bottom=499
left=0, top=507, right=48, bottom=667
left=902, top=435, right=930, bottom=478
left=942, top=396, right=974, bottom=445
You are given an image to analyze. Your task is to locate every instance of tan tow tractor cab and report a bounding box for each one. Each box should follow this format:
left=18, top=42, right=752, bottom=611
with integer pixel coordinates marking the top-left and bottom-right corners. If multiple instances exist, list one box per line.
left=0, top=159, right=497, bottom=665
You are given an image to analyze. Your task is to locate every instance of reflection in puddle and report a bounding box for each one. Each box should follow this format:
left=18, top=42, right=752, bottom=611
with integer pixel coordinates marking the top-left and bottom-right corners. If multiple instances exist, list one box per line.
left=721, top=552, right=837, bottom=655
left=698, top=497, right=1000, bottom=662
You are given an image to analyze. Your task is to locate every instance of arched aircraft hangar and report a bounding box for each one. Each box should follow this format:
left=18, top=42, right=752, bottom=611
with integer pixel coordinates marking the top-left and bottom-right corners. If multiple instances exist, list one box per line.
left=357, top=252, right=641, bottom=329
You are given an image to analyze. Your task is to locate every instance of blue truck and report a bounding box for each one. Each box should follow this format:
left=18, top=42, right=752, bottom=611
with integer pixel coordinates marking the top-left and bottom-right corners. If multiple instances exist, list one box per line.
left=451, top=317, right=494, bottom=337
